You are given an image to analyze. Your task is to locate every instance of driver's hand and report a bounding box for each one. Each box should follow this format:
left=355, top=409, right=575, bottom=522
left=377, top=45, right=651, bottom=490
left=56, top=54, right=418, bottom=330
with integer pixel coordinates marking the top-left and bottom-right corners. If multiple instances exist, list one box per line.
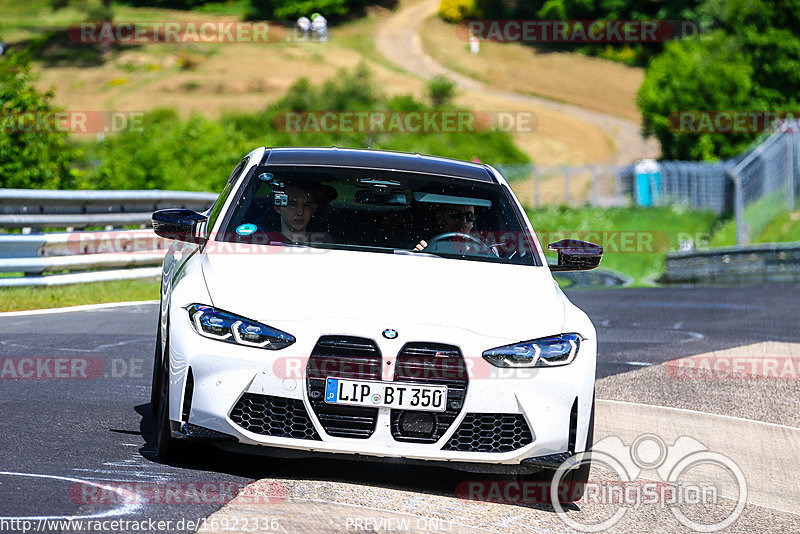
left=414, top=240, right=428, bottom=251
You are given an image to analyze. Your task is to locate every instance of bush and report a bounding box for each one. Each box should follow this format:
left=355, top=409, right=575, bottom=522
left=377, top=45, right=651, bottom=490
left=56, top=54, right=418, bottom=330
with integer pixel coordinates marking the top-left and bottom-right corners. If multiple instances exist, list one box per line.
left=638, top=0, right=800, bottom=160
left=80, top=109, right=249, bottom=191
left=116, top=0, right=220, bottom=9
left=0, top=45, right=80, bottom=189
left=78, top=65, right=529, bottom=190
left=427, top=75, right=456, bottom=107
left=245, top=0, right=373, bottom=22
left=637, top=32, right=755, bottom=161
left=438, top=0, right=476, bottom=22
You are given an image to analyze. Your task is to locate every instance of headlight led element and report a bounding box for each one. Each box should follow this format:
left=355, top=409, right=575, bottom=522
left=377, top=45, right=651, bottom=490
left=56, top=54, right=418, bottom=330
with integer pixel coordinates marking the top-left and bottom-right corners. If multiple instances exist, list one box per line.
left=186, top=304, right=295, bottom=350
left=483, top=333, right=581, bottom=368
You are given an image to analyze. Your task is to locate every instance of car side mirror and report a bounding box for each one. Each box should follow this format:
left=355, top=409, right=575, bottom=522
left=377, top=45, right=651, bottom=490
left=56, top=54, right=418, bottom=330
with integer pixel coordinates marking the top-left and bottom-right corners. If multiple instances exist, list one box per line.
left=548, top=239, right=603, bottom=271
left=152, top=209, right=207, bottom=244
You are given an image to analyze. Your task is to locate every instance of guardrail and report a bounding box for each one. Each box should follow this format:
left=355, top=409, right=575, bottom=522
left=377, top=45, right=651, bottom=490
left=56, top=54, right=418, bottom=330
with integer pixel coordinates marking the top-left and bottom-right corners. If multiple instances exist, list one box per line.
left=0, top=189, right=217, bottom=229
left=662, top=242, right=800, bottom=285
left=0, top=189, right=217, bottom=287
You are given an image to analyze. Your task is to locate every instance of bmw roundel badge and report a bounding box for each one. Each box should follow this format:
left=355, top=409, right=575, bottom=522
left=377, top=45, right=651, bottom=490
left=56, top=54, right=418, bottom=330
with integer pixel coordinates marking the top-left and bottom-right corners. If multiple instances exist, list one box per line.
left=382, top=329, right=398, bottom=340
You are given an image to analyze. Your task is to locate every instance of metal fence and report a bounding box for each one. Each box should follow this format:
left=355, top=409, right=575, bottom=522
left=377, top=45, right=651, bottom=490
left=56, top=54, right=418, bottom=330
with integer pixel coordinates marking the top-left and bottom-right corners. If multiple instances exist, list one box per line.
left=498, top=162, right=732, bottom=212
left=727, top=124, right=800, bottom=244
left=0, top=189, right=217, bottom=287
left=501, top=124, right=800, bottom=246
left=496, top=164, right=628, bottom=208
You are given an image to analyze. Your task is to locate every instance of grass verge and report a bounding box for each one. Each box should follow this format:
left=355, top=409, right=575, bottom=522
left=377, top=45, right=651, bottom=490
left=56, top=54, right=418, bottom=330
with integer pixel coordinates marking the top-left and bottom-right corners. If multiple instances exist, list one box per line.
left=0, top=278, right=159, bottom=312
left=527, top=205, right=720, bottom=286
left=420, top=16, right=644, bottom=121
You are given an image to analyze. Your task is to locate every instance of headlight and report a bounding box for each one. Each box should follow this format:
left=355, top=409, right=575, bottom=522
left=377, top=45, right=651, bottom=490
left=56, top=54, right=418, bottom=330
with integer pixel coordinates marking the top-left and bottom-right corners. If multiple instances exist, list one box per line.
left=482, top=333, right=581, bottom=368
left=186, top=304, right=295, bottom=350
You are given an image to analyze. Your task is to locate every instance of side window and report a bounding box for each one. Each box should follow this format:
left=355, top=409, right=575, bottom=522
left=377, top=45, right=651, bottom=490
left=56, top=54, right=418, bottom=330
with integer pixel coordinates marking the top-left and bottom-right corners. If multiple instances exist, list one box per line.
left=206, top=158, right=248, bottom=237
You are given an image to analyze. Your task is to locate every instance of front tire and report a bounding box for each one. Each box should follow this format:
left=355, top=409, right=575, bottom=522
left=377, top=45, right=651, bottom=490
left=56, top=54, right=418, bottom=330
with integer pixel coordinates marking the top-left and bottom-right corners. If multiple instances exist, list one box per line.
left=516, top=396, right=595, bottom=503
left=149, top=315, right=162, bottom=415
left=155, top=331, right=189, bottom=463
left=556, top=396, right=595, bottom=502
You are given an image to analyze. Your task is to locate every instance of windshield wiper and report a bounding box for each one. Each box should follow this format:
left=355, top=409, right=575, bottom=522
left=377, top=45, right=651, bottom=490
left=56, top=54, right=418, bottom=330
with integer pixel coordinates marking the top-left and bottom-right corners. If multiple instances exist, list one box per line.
left=301, top=242, right=395, bottom=254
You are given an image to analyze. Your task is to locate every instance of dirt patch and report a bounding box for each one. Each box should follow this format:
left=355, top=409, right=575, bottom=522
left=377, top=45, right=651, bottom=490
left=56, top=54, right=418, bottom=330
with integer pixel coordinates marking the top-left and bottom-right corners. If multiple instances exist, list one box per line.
left=421, top=16, right=644, bottom=122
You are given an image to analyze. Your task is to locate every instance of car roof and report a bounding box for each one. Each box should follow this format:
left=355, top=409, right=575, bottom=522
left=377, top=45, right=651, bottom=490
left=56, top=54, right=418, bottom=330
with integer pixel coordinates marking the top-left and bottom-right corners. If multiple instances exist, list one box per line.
left=261, top=147, right=496, bottom=183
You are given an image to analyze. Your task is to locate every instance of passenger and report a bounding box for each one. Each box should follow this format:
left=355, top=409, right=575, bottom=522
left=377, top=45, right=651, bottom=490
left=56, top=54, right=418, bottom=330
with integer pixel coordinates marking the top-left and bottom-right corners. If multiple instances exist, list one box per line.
left=274, top=183, right=319, bottom=242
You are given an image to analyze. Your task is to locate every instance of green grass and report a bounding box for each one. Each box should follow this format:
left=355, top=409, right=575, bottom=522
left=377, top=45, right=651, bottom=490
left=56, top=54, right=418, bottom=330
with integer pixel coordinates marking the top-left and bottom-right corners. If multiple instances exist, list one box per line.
left=191, top=0, right=250, bottom=16
left=526, top=205, right=720, bottom=285
left=709, top=204, right=800, bottom=247
left=758, top=210, right=800, bottom=242
left=0, top=278, right=159, bottom=312
left=332, top=10, right=409, bottom=76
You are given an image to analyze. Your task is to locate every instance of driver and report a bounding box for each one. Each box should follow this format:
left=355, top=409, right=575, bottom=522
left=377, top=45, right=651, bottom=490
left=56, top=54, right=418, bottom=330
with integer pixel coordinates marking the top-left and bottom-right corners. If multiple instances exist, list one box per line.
left=414, top=204, right=476, bottom=251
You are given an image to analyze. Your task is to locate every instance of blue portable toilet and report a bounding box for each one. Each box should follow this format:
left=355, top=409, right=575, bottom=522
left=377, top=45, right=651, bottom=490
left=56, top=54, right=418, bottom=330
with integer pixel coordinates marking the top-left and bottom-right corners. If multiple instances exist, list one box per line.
left=634, top=159, right=661, bottom=206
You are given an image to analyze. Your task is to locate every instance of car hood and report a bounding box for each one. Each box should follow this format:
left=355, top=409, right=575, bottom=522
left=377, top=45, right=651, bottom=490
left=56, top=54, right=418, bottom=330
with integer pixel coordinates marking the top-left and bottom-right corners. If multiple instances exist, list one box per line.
left=200, top=247, right=565, bottom=341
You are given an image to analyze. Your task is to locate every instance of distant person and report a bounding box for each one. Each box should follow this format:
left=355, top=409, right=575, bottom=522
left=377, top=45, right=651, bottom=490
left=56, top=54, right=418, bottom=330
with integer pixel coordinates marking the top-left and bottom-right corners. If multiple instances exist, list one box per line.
left=310, top=13, right=328, bottom=42
left=296, top=16, right=310, bottom=41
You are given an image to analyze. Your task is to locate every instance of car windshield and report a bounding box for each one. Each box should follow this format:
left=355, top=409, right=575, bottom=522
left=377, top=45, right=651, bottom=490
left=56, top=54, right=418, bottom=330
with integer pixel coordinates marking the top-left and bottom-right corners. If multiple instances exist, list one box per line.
left=217, top=165, right=540, bottom=266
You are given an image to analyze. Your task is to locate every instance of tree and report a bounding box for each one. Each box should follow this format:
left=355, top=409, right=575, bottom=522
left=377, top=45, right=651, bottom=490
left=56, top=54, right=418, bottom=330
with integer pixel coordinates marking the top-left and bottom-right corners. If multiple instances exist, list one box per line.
left=637, top=31, right=753, bottom=160
left=638, top=0, right=800, bottom=160
left=51, top=0, right=114, bottom=55
left=0, top=45, right=79, bottom=188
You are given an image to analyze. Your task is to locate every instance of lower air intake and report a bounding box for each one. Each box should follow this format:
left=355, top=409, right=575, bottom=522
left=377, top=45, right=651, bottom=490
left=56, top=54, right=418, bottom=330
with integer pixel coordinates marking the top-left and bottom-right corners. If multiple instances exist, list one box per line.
left=230, top=393, right=320, bottom=441
left=442, top=413, right=533, bottom=453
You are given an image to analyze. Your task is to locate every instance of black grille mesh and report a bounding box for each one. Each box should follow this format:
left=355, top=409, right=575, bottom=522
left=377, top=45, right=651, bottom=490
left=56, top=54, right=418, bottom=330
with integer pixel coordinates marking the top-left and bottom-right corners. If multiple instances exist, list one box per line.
left=391, top=343, right=468, bottom=443
left=230, top=393, right=320, bottom=440
left=442, top=413, right=532, bottom=452
left=307, top=336, right=381, bottom=439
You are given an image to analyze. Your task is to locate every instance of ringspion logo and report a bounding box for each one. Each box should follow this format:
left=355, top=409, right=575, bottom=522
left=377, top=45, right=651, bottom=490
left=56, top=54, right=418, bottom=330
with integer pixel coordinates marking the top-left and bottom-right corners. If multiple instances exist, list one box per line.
left=458, top=434, right=747, bottom=532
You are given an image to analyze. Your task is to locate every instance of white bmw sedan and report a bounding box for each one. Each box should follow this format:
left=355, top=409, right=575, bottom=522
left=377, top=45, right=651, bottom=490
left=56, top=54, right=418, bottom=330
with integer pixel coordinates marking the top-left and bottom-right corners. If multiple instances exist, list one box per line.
left=150, top=147, right=602, bottom=500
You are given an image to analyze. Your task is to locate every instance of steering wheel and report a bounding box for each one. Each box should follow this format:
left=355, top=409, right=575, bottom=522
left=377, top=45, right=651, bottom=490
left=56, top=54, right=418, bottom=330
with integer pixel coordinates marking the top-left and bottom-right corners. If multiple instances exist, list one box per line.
left=423, top=232, right=495, bottom=256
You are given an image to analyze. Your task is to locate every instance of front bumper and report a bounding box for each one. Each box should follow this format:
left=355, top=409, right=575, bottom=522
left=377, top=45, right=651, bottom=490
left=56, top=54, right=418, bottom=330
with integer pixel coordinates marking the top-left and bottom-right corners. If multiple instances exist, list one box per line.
left=166, top=310, right=596, bottom=471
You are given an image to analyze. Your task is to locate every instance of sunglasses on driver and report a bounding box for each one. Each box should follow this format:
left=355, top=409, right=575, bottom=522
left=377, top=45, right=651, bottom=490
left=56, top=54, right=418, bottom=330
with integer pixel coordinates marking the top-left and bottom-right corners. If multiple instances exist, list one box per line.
left=448, top=210, right=477, bottom=222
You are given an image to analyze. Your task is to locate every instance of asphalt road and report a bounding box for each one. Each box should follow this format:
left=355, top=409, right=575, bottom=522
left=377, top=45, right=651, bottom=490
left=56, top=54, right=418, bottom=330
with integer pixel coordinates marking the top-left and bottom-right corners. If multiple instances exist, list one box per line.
left=568, top=285, right=800, bottom=378
left=0, top=284, right=798, bottom=533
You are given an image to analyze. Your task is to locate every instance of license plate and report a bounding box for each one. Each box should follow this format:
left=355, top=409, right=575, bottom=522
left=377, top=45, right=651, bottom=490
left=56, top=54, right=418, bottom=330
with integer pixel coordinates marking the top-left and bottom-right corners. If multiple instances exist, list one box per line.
left=324, top=378, right=447, bottom=412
